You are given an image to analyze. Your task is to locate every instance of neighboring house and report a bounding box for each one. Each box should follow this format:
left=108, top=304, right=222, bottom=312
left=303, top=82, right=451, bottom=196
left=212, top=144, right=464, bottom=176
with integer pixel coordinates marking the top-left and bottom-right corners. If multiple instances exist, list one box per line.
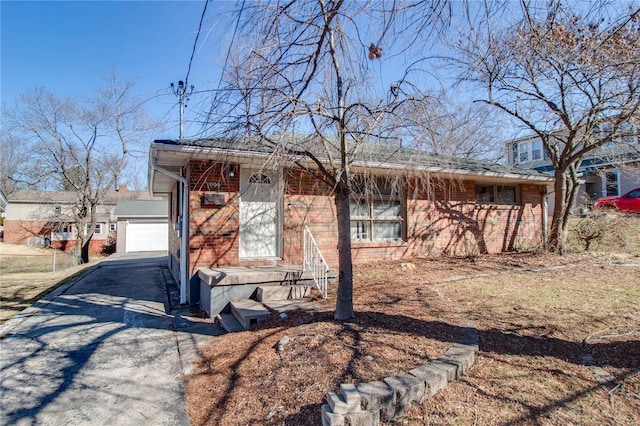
left=3, top=188, right=161, bottom=254
left=0, top=190, right=7, bottom=241
left=0, top=190, right=7, bottom=217
left=506, top=123, right=640, bottom=212
left=113, top=199, right=169, bottom=253
left=149, top=137, right=554, bottom=309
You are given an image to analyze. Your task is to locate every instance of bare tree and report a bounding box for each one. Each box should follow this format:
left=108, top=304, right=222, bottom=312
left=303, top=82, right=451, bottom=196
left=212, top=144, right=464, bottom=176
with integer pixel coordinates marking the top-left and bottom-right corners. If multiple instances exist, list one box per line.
left=0, top=133, right=48, bottom=195
left=3, top=73, right=151, bottom=262
left=398, top=92, right=505, bottom=161
left=204, top=0, right=450, bottom=320
left=453, top=1, right=640, bottom=253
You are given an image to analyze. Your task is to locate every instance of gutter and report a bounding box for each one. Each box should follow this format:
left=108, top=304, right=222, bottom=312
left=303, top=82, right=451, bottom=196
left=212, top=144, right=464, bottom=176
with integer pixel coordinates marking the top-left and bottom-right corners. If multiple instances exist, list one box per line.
left=149, top=153, right=189, bottom=305
left=152, top=142, right=555, bottom=184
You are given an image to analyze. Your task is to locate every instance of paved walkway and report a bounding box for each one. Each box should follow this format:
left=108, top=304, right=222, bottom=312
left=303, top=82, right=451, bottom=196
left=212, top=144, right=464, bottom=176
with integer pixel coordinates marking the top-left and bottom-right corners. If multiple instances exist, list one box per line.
left=0, top=252, right=222, bottom=425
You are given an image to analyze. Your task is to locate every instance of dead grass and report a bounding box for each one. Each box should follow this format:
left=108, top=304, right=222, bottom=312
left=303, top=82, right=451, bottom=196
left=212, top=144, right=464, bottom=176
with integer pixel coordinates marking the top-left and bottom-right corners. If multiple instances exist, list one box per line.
left=0, top=243, right=101, bottom=323
left=185, top=215, right=640, bottom=426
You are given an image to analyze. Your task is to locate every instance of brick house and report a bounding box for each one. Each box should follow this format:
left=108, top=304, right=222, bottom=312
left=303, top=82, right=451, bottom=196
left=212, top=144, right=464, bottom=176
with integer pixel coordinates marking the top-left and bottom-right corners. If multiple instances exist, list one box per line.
left=3, top=188, right=160, bottom=254
left=149, top=138, right=554, bottom=309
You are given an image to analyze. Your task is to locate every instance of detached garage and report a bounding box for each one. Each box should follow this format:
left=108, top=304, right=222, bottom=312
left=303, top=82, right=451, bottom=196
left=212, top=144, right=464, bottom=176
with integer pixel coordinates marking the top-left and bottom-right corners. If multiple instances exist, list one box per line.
left=113, top=199, right=168, bottom=253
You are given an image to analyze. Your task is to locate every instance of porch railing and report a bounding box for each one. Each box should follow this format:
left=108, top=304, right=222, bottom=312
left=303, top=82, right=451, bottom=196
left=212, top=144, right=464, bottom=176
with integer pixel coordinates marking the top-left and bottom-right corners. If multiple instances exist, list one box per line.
left=303, top=226, right=329, bottom=298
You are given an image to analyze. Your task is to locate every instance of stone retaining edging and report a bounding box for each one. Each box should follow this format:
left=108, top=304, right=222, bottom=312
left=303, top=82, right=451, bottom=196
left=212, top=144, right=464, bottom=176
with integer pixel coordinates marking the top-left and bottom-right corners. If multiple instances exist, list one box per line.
left=320, top=325, right=479, bottom=425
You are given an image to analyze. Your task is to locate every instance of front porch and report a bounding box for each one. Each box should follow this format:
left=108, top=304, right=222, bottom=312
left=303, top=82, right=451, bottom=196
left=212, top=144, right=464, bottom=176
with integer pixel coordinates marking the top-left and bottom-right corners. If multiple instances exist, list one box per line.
left=197, top=265, right=338, bottom=320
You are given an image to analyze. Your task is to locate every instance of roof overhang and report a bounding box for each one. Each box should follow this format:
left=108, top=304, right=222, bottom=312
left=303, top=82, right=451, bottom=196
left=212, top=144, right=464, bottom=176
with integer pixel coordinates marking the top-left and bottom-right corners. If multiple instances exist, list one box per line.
left=149, top=140, right=554, bottom=196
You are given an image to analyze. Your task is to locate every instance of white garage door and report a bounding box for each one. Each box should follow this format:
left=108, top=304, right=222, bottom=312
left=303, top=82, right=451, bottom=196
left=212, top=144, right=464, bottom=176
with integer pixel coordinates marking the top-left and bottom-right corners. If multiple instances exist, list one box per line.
left=125, top=222, right=169, bottom=252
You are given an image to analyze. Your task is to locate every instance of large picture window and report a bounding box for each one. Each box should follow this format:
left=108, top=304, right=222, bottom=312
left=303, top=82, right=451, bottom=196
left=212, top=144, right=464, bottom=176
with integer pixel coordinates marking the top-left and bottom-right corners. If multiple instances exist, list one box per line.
left=350, top=177, right=404, bottom=241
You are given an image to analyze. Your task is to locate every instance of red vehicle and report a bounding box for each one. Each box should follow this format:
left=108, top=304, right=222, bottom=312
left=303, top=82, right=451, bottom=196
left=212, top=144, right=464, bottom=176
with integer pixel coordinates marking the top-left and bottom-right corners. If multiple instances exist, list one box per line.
left=594, top=187, right=640, bottom=213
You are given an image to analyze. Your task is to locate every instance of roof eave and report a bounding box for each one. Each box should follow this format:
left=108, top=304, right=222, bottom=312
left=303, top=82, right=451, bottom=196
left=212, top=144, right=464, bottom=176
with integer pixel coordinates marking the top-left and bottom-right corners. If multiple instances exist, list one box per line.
left=150, top=140, right=554, bottom=187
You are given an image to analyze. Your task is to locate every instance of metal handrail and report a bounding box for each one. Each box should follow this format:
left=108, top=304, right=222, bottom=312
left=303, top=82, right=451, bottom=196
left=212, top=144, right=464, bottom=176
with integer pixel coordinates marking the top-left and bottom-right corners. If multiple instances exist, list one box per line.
left=303, top=225, right=329, bottom=298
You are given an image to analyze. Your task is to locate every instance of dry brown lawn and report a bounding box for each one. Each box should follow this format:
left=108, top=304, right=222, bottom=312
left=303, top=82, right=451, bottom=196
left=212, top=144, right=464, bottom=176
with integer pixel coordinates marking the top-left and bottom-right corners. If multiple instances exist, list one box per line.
left=0, top=243, right=101, bottom=323
left=185, top=215, right=640, bottom=426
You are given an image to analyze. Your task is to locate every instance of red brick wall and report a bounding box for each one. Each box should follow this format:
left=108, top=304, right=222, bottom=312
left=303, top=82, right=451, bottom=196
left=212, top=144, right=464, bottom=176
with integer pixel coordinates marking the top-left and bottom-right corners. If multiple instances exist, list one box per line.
left=283, top=169, right=339, bottom=266
left=187, top=161, right=241, bottom=273
left=3, top=219, right=112, bottom=254
left=180, top=161, right=545, bottom=273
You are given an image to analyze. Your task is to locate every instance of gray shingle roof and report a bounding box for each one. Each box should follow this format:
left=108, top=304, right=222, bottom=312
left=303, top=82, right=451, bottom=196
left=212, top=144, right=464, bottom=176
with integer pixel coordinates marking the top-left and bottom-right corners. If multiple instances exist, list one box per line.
left=156, top=137, right=550, bottom=179
left=7, top=190, right=160, bottom=204
left=113, top=199, right=168, bottom=218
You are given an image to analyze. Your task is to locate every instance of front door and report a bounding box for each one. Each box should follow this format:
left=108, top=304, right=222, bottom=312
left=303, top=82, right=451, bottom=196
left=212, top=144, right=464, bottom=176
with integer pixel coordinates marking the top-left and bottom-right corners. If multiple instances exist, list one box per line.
left=239, top=168, right=280, bottom=259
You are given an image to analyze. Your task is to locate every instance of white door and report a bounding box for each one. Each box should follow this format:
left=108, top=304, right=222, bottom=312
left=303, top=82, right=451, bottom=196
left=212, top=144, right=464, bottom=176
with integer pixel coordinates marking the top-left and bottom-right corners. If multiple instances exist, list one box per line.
left=125, top=222, right=169, bottom=252
left=239, top=168, right=280, bottom=258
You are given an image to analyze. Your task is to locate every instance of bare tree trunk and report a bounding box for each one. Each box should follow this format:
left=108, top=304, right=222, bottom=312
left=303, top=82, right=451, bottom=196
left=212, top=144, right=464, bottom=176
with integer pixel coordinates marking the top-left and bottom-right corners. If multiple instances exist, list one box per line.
left=334, top=183, right=354, bottom=321
left=81, top=234, right=92, bottom=264
left=549, top=170, right=568, bottom=254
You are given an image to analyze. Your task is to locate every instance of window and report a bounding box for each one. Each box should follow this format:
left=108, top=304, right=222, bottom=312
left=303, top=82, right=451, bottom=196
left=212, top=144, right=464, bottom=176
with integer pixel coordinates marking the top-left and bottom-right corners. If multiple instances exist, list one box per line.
left=531, top=139, right=542, bottom=160
left=605, top=172, right=618, bottom=197
left=61, top=225, right=72, bottom=233
left=109, top=223, right=117, bottom=232
left=518, top=141, right=530, bottom=163
left=475, top=185, right=495, bottom=203
left=350, top=178, right=404, bottom=241
left=475, top=184, right=518, bottom=205
left=510, top=139, right=547, bottom=165
left=248, top=173, right=272, bottom=184
left=85, top=223, right=103, bottom=235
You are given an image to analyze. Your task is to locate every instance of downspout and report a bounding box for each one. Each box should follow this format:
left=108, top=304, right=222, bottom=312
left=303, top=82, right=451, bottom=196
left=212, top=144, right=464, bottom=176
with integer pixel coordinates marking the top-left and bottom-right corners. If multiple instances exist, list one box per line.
left=150, top=156, right=189, bottom=305
left=541, top=186, right=550, bottom=249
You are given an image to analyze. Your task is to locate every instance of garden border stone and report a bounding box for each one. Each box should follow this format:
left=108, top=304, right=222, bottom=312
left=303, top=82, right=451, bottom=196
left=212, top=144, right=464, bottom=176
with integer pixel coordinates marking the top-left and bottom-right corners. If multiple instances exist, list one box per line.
left=321, top=325, right=479, bottom=425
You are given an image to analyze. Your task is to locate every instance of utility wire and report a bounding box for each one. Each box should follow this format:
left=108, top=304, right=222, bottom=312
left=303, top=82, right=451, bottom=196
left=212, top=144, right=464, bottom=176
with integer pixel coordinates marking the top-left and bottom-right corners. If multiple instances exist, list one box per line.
left=199, top=0, right=246, bottom=135
left=185, top=0, right=210, bottom=85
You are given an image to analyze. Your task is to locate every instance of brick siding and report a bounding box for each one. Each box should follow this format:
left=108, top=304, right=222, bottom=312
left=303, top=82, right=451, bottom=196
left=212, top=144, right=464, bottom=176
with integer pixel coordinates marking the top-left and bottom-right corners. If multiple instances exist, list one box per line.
left=171, top=161, right=545, bottom=275
left=3, top=219, right=113, bottom=254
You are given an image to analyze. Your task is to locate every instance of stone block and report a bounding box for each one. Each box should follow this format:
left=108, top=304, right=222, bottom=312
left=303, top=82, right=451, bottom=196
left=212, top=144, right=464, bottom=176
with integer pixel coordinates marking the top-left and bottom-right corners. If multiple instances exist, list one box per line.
left=344, top=409, right=380, bottom=426
left=339, top=383, right=362, bottom=412
left=321, top=404, right=345, bottom=426
left=442, top=344, right=476, bottom=375
left=326, top=392, right=349, bottom=415
left=382, top=374, right=425, bottom=420
left=384, top=373, right=426, bottom=405
left=408, top=362, right=448, bottom=398
left=355, top=381, right=395, bottom=411
left=429, top=358, right=461, bottom=382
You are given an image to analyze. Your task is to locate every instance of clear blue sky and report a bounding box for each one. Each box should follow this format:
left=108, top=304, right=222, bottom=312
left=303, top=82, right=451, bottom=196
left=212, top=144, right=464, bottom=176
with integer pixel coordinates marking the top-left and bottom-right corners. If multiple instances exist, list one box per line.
left=1, top=0, right=231, bottom=139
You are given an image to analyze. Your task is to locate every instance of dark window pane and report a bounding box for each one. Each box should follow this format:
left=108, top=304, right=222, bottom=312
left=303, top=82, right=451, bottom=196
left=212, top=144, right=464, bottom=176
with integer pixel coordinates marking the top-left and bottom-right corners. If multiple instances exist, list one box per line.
left=475, top=185, right=494, bottom=203
left=497, top=186, right=517, bottom=204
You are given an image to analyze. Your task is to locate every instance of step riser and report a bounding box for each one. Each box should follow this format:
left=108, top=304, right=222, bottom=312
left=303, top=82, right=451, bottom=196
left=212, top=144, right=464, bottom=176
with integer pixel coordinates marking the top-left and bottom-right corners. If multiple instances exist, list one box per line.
left=256, top=285, right=312, bottom=302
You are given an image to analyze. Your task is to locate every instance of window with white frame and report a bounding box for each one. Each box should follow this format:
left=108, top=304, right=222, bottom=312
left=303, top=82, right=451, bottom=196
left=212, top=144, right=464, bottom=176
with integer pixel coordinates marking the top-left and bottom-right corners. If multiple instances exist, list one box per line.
left=350, top=177, right=404, bottom=241
left=110, top=223, right=117, bottom=232
left=510, top=139, right=546, bottom=165
left=596, top=122, right=639, bottom=147
left=61, top=224, right=72, bottom=233
left=85, top=223, right=104, bottom=235
left=475, top=184, right=519, bottom=205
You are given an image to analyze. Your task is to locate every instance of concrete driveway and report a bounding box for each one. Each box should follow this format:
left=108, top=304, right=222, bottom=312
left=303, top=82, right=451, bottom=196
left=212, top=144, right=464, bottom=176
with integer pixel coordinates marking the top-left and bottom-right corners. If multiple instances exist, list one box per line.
left=0, top=252, right=222, bottom=426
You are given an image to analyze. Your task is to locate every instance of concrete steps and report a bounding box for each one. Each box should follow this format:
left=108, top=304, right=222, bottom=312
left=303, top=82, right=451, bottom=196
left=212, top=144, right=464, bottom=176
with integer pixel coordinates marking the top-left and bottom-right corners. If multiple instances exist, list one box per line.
left=229, top=299, right=271, bottom=329
left=215, top=284, right=319, bottom=332
left=216, top=313, right=245, bottom=333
